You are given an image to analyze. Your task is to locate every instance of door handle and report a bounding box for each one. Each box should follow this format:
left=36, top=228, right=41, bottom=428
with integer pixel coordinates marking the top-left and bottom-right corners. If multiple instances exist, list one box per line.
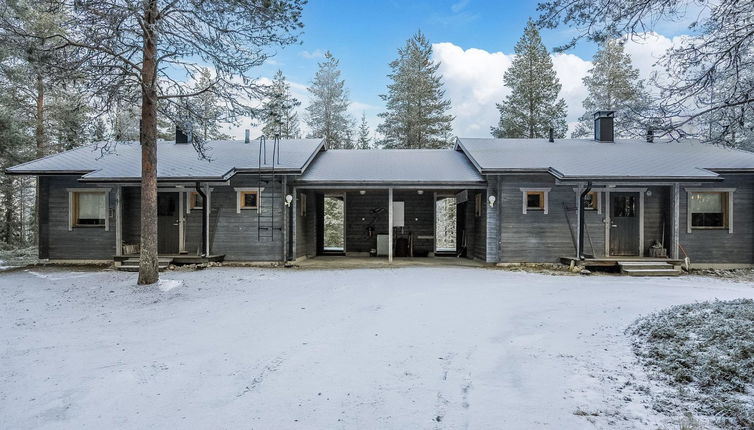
left=611, top=224, right=618, bottom=228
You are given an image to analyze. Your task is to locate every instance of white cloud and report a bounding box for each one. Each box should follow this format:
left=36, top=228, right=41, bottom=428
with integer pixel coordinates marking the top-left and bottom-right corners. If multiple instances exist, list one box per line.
left=299, top=49, right=326, bottom=60
left=451, top=0, right=471, bottom=13
left=433, top=42, right=593, bottom=137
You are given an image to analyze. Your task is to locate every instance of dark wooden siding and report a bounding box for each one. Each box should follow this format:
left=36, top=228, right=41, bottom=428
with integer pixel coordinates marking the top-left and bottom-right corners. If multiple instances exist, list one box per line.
left=294, top=189, right=317, bottom=259
left=462, top=189, right=486, bottom=260
left=679, top=174, right=754, bottom=264
left=43, top=175, right=116, bottom=260
left=344, top=190, right=389, bottom=253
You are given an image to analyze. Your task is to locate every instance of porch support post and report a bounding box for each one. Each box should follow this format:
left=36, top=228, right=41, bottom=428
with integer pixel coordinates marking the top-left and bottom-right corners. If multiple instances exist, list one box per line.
left=388, top=187, right=393, bottom=263
left=575, top=184, right=582, bottom=259
left=178, top=190, right=185, bottom=253
left=671, top=183, right=680, bottom=259
left=115, top=185, right=122, bottom=256
left=291, top=186, right=297, bottom=261
left=204, top=183, right=211, bottom=257
left=282, top=176, right=288, bottom=262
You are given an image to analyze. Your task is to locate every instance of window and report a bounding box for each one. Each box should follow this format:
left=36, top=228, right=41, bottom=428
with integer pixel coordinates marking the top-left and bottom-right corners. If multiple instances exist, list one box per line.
left=527, top=192, right=544, bottom=210
left=239, top=190, right=259, bottom=209
left=520, top=188, right=550, bottom=214
left=689, top=192, right=728, bottom=229
left=584, top=191, right=599, bottom=211
left=189, top=192, right=203, bottom=209
left=68, top=189, right=109, bottom=231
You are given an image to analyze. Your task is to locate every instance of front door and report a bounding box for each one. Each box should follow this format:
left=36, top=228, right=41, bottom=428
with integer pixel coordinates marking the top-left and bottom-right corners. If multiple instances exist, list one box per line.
left=157, top=192, right=180, bottom=254
left=609, top=192, right=640, bottom=256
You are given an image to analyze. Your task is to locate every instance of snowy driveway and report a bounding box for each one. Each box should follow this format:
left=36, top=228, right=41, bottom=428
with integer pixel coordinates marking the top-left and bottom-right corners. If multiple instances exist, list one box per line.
left=1, top=267, right=753, bottom=429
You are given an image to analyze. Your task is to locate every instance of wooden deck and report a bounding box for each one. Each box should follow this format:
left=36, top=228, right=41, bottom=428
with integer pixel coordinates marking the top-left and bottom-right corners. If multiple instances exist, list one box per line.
left=560, top=256, right=684, bottom=268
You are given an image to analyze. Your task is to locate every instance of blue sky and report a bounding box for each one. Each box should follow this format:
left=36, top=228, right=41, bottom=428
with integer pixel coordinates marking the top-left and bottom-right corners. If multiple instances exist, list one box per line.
left=236, top=0, right=697, bottom=139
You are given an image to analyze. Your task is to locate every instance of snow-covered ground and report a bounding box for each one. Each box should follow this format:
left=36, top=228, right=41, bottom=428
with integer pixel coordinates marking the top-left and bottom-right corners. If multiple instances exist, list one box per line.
left=1, top=267, right=753, bottom=429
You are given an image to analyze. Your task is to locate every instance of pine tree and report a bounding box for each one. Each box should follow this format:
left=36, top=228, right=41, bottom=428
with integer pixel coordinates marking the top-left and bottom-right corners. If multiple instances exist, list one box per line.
left=572, top=39, right=650, bottom=138
left=261, top=70, right=301, bottom=139
left=491, top=19, right=567, bottom=139
left=378, top=31, right=454, bottom=149
left=305, top=52, right=353, bottom=149
left=356, top=113, right=371, bottom=149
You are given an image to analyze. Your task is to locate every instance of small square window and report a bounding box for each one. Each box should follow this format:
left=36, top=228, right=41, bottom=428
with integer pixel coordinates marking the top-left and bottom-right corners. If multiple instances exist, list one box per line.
left=526, top=191, right=545, bottom=210
left=189, top=192, right=203, bottom=209
left=584, top=192, right=599, bottom=210
left=239, top=191, right=259, bottom=209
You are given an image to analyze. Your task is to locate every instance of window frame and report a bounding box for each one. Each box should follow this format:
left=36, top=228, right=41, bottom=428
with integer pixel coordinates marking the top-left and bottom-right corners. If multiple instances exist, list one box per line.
left=189, top=191, right=203, bottom=210
left=234, top=187, right=264, bottom=213
left=520, top=188, right=550, bottom=214
left=584, top=191, right=600, bottom=211
left=67, top=188, right=111, bottom=231
left=686, top=188, right=735, bottom=234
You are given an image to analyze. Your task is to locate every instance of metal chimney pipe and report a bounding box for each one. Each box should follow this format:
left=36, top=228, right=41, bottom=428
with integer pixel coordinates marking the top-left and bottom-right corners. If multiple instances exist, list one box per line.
left=548, top=127, right=554, bottom=143
left=646, top=128, right=654, bottom=143
left=244, top=129, right=250, bottom=144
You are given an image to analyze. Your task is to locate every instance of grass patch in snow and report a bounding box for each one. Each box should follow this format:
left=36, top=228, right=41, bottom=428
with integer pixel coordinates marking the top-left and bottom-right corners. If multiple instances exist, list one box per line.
left=629, top=299, right=754, bottom=430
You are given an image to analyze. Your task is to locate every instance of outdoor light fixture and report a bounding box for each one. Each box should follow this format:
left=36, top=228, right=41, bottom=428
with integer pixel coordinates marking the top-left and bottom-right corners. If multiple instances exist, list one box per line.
left=417, top=190, right=424, bottom=195
left=359, top=190, right=366, bottom=195
left=488, top=195, right=496, bottom=208
left=285, top=194, right=293, bottom=207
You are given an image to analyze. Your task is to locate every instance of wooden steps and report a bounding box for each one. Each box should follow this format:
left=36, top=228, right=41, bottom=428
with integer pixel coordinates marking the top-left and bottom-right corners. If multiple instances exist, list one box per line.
left=116, top=257, right=174, bottom=272
left=619, top=261, right=681, bottom=277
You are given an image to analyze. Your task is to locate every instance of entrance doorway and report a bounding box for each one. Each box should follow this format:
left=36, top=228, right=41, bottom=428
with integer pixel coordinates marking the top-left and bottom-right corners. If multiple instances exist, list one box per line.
left=435, top=196, right=457, bottom=253
left=157, top=192, right=180, bottom=254
left=609, top=192, right=640, bottom=256
left=323, top=194, right=345, bottom=253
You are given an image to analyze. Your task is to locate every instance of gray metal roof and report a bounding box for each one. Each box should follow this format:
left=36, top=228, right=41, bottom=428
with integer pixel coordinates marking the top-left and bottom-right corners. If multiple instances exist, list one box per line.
left=456, top=137, right=754, bottom=180
left=6, top=139, right=325, bottom=181
left=296, top=149, right=485, bottom=185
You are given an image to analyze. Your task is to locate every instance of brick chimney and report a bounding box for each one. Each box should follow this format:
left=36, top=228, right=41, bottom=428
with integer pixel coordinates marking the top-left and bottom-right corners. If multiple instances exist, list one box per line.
left=175, top=126, right=190, bottom=144
left=594, top=111, right=615, bottom=142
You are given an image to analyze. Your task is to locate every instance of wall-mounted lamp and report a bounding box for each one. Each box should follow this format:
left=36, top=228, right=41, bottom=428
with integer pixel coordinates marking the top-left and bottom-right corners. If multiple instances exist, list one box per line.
left=417, top=190, right=424, bottom=195
left=285, top=194, right=293, bottom=207
left=359, top=190, right=366, bottom=195
left=488, top=195, right=496, bottom=208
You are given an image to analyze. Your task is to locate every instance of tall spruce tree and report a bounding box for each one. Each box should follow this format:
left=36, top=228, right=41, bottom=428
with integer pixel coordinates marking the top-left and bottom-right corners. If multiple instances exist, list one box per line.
left=572, top=39, right=650, bottom=138
left=305, top=52, right=353, bottom=149
left=356, top=113, right=371, bottom=149
left=491, top=19, right=567, bottom=139
left=377, top=31, right=454, bottom=149
left=261, top=70, right=301, bottom=139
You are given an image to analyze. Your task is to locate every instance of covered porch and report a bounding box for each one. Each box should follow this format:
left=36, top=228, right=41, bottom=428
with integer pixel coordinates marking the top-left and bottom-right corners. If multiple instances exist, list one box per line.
left=292, top=185, right=488, bottom=263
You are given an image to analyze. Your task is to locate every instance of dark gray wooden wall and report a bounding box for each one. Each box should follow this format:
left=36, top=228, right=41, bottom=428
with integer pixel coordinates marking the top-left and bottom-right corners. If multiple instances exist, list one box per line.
left=294, top=189, right=317, bottom=259
left=679, top=174, right=754, bottom=264
left=461, top=190, right=487, bottom=260
left=40, top=175, right=116, bottom=260
left=343, top=190, right=389, bottom=253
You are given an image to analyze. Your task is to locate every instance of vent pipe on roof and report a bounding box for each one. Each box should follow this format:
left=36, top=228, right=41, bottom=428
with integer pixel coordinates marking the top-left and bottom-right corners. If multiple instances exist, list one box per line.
left=646, top=128, right=654, bottom=143
left=176, top=126, right=190, bottom=144
left=593, top=111, right=615, bottom=143
left=244, top=129, right=250, bottom=144
left=548, top=127, right=554, bottom=143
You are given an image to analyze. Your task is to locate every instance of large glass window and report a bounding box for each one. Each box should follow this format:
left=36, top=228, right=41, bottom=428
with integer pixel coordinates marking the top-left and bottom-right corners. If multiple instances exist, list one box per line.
left=690, top=192, right=728, bottom=228
left=73, top=192, right=107, bottom=226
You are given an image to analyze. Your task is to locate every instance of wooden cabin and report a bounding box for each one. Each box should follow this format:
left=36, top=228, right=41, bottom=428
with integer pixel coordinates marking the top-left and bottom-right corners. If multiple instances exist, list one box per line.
left=7, top=112, right=754, bottom=271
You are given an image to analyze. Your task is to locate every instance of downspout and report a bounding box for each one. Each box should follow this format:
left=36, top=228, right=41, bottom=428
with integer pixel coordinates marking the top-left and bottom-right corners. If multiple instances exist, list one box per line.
left=195, top=181, right=207, bottom=257
left=578, top=181, right=593, bottom=260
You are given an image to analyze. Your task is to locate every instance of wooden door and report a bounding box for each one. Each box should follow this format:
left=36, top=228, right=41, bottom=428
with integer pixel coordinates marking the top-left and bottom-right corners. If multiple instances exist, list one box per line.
left=157, top=192, right=179, bottom=254
left=609, top=192, right=640, bottom=256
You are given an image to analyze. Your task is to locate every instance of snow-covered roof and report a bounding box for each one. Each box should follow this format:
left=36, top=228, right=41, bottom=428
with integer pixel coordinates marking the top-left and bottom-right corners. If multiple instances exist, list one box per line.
left=455, top=137, right=754, bottom=180
left=6, top=139, right=325, bottom=182
left=296, top=149, right=485, bottom=185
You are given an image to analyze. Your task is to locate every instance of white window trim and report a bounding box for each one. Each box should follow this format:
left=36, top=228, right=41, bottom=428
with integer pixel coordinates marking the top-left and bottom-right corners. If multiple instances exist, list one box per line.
left=685, top=188, right=735, bottom=234
left=235, top=187, right=264, bottom=213
left=185, top=189, right=214, bottom=214
left=520, top=188, right=551, bottom=214
left=67, top=188, right=111, bottom=231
